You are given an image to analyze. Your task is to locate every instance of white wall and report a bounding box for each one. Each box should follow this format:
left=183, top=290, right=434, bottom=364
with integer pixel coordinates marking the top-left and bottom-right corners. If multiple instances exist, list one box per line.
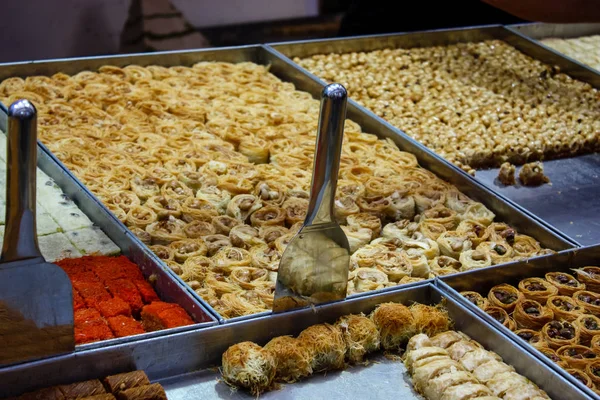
left=0, top=0, right=318, bottom=63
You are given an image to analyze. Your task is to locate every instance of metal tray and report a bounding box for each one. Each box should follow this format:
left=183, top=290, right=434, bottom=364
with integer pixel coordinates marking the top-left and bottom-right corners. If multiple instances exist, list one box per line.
left=0, top=44, right=575, bottom=325
left=0, top=283, right=589, bottom=399
left=438, top=245, right=600, bottom=399
left=0, top=106, right=217, bottom=356
left=268, top=25, right=600, bottom=246
left=510, top=22, right=600, bottom=42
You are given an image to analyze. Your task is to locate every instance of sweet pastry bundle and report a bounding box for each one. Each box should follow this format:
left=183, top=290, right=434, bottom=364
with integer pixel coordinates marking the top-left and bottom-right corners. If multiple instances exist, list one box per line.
left=462, top=266, right=600, bottom=394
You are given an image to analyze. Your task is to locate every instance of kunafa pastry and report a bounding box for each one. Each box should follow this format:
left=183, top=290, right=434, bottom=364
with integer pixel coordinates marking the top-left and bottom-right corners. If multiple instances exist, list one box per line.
left=370, top=303, right=416, bottom=350
left=336, top=314, right=380, bottom=364
left=264, top=336, right=312, bottom=383
left=409, top=303, right=451, bottom=337
left=298, top=324, right=346, bottom=372
left=221, top=342, right=276, bottom=395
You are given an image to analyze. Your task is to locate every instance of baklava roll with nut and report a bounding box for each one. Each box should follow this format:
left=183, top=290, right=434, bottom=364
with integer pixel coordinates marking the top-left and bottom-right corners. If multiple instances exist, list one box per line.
left=573, top=266, right=600, bottom=293
left=203, top=234, right=232, bottom=256
left=556, top=344, right=598, bottom=370
left=455, top=219, right=487, bottom=247
left=196, top=185, right=231, bottom=214
left=545, top=272, right=585, bottom=296
left=513, top=299, right=554, bottom=330
left=146, top=216, right=186, bottom=245
left=130, top=176, right=160, bottom=200
left=212, top=246, right=252, bottom=273
left=511, top=234, right=542, bottom=260
left=126, top=205, right=157, bottom=229
left=351, top=268, right=389, bottom=292
left=282, top=197, right=308, bottom=226
left=574, top=314, right=600, bottom=345
left=488, top=284, right=522, bottom=313
left=211, top=215, right=242, bottom=236
left=229, top=225, right=265, bottom=249
left=515, top=329, right=546, bottom=349
left=436, top=231, right=472, bottom=259
left=518, top=277, right=558, bottom=303
left=476, top=241, right=514, bottom=265
left=108, top=190, right=140, bottom=213
left=341, top=225, right=373, bottom=254
left=254, top=180, right=287, bottom=207
left=460, top=203, right=495, bottom=226
left=250, top=205, right=286, bottom=228
left=181, top=197, right=219, bottom=223
left=461, top=291, right=488, bottom=310
left=146, top=195, right=182, bottom=219
left=169, top=239, right=208, bottom=263
left=229, top=267, right=270, bottom=291
left=419, top=221, right=447, bottom=241
left=382, top=220, right=418, bottom=241
left=384, top=191, right=416, bottom=221
left=429, top=256, right=462, bottom=276
left=226, top=194, right=262, bottom=222
left=250, top=244, right=281, bottom=271
left=485, top=306, right=517, bottom=331
left=420, top=205, right=459, bottom=230
left=183, top=220, right=216, bottom=239
left=258, top=225, right=289, bottom=246
left=334, top=195, right=361, bottom=224
left=346, top=213, right=382, bottom=240
left=459, top=249, right=492, bottom=271
left=541, top=320, right=580, bottom=350
left=574, top=290, right=600, bottom=316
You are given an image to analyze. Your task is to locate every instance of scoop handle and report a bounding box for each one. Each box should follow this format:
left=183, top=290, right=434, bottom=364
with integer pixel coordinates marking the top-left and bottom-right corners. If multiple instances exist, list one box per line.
left=305, top=83, right=347, bottom=226
left=0, top=99, right=42, bottom=262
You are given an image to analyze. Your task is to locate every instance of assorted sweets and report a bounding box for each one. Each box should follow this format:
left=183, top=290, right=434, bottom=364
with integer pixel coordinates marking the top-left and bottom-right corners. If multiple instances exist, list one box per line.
left=0, top=62, right=551, bottom=318
left=542, top=36, right=600, bottom=71
left=220, top=301, right=550, bottom=398
left=7, top=370, right=167, bottom=400
left=461, top=266, right=600, bottom=395
left=57, top=255, right=194, bottom=344
left=0, top=131, right=119, bottom=262
left=296, top=40, right=600, bottom=175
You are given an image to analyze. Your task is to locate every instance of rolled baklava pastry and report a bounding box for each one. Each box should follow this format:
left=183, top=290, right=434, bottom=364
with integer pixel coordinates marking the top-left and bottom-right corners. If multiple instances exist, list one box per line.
left=229, top=267, right=270, bottom=291
left=407, top=333, right=433, bottom=352
left=169, top=239, right=208, bottom=263
left=177, top=170, right=210, bottom=192
left=181, top=197, right=220, bottom=223
left=436, top=231, right=472, bottom=259
left=556, top=344, right=598, bottom=370
left=229, top=225, right=265, bottom=249
left=264, top=336, right=312, bottom=383
left=476, top=241, right=514, bottom=265
left=447, top=340, right=483, bottom=361
left=515, top=329, right=546, bottom=349
left=483, top=222, right=516, bottom=244
left=202, top=234, right=232, bottom=256
left=347, top=213, right=382, bottom=240
left=574, top=314, right=600, bottom=345
left=413, top=188, right=445, bottom=214
left=405, top=250, right=432, bottom=278
left=282, top=197, right=308, bottom=226
left=116, top=383, right=167, bottom=400
left=455, top=219, right=487, bottom=247
left=350, top=244, right=387, bottom=270
left=458, top=348, right=502, bottom=372
left=161, top=180, right=193, bottom=201
left=212, top=246, right=252, bottom=273
left=211, top=215, right=242, bottom=236
left=405, top=346, right=449, bottom=374
left=145, top=195, right=182, bottom=219
left=460, top=291, right=489, bottom=310
left=485, top=371, right=531, bottom=398
left=592, top=335, right=600, bottom=353
left=512, top=234, right=542, bottom=259
left=444, top=190, right=473, bottom=214
left=518, top=278, right=559, bottom=304
left=439, top=382, right=492, bottom=399
left=419, top=221, right=447, bottom=241
left=573, top=266, right=600, bottom=293
left=370, top=302, right=416, bottom=351
left=130, top=227, right=151, bottom=245
left=485, top=306, right=517, bottom=331
left=545, top=272, right=585, bottom=296
left=423, top=370, right=478, bottom=400
left=104, top=371, right=150, bottom=394
left=410, top=304, right=451, bottom=337
left=250, top=244, right=281, bottom=271
left=512, top=299, right=554, bottom=330
left=149, top=245, right=174, bottom=262
left=541, top=320, right=580, bottom=349
left=459, top=249, right=492, bottom=271
left=336, top=314, right=380, bottom=364
left=258, top=225, right=289, bottom=245
left=183, top=220, right=215, bottom=239
left=221, top=341, right=276, bottom=395
left=298, top=323, right=346, bottom=372
left=538, top=347, right=570, bottom=369
left=146, top=216, right=186, bottom=245
left=227, top=194, right=262, bottom=222
left=341, top=225, right=373, bottom=254
left=487, top=284, right=523, bottom=313
left=546, top=295, right=585, bottom=321
left=460, top=203, right=495, bottom=226
left=352, top=268, right=389, bottom=292
left=574, top=290, right=600, bottom=316
left=472, top=359, right=514, bottom=383
left=334, top=195, right=361, bottom=224
left=412, top=358, right=465, bottom=394
left=250, top=205, right=286, bottom=228
left=430, top=256, right=462, bottom=276
left=382, top=220, right=419, bottom=241
left=566, top=368, right=594, bottom=390
left=254, top=181, right=287, bottom=207
left=130, top=176, right=161, bottom=201
left=585, top=361, right=600, bottom=388
left=374, top=251, right=413, bottom=282
left=356, top=195, right=390, bottom=218
left=430, top=331, right=470, bottom=349
left=196, top=185, right=231, bottom=214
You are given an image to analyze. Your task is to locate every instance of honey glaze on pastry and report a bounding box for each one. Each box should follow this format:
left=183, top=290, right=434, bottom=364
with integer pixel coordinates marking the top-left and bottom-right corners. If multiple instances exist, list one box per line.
left=488, top=284, right=522, bottom=313
left=518, top=278, right=558, bottom=304
left=546, top=295, right=585, bottom=322
left=574, top=314, right=600, bottom=345
left=515, top=329, right=546, bottom=349
left=512, top=299, right=554, bottom=330
left=574, top=290, right=600, bottom=316
left=556, top=344, right=598, bottom=370
left=485, top=306, right=517, bottom=331
left=541, top=320, right=580, bottom=349
left=460, top=291, right=488, bottom=310
left=545, top=272, right=585, bottom=296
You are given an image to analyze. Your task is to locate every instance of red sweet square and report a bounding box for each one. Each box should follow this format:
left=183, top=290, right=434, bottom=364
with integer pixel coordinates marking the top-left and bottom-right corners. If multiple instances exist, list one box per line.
left=134, top=280, right=160, bottom=304
left=75, top=320, right=114, bottom=344
left=73, top=290, right=86, bottom=312
left=97, top=297, right=131, bottom=319
left=73, top=281, right=112, bottom=309
left=107, top=315, right=145, bottom=338
left=105, top=279, right=144, bottom=313
left=74, top=308, right=103, bottom=327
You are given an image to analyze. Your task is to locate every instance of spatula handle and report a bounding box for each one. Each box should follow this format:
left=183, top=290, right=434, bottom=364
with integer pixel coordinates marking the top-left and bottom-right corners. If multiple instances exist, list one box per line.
left=305, top=83, right=347, bottom=225
left=1, top=100, right=42, bottom=262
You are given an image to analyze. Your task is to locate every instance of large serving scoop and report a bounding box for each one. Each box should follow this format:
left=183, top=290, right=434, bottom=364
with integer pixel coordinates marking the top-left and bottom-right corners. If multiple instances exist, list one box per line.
left=0, top=100, right=74, bottom=366
left=273, top=84, right=351, bottom=313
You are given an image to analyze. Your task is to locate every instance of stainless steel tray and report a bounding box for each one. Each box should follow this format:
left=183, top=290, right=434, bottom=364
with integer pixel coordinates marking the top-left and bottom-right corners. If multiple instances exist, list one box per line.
left=268, top=25, right=600, bottom=246
left=0, top=105, right=217, bottom=355
left=438, top=245, right=600, bottom=399
left=0, top=283, right=588, bottom=399
left=0, top=43, right=575, bottom=325
left=510, top=22, right=600, bottom=42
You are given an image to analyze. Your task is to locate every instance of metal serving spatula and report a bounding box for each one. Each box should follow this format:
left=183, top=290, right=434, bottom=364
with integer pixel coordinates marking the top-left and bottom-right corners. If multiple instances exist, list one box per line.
left=0, top=100, right=74, bottom=366
left=273, top=84, right=351, bottom=313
